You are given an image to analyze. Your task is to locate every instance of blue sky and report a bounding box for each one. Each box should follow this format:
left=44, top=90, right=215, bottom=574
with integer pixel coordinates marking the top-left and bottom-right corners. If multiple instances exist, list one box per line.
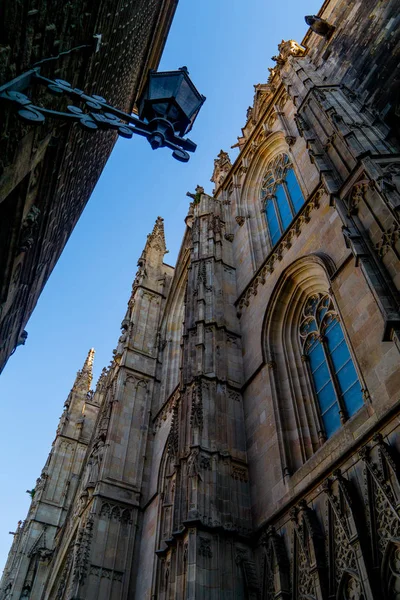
left=0, top=0, right=321, bottom=572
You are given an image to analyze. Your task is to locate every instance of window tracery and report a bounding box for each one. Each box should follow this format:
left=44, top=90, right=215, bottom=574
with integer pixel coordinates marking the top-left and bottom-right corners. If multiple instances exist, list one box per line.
left=260, top=153, right=304, bottom=246
left=299, top=293, right=363, bottom=438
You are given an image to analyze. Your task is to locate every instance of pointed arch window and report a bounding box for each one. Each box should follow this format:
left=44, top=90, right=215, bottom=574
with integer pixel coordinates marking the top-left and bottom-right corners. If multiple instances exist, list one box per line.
left=261, top=154, right=305, bottom=246
left=299, top=294, right=364, bottom=439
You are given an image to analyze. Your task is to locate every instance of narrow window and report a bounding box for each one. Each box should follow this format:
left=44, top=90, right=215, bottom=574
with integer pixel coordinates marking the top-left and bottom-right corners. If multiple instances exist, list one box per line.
left=260, top=154, right=305, bottom=246
left=299, top=294, right=364, bottom=438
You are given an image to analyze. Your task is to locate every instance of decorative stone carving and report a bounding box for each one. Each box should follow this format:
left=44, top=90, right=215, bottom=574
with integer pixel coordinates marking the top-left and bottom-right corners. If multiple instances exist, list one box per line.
left=235, top=548, right=260, bottom=597
left=18, top=206, right=41, bottom=254
left=89, top=566, right=123, bottom=582
left=84, top=441, right=105, bottom=490
left=193, top=259, right=211, bottom=296
left=291, top=502, right=326, bottom=599
left=167, top=393, right=179, bottom=457
left=72, top=515, right=94, bottom=585
left=375, top=222, right=400, bottom=257
left=231, top=465, right=248, bottom=482
left=99, top=502, right=133, bottom=524
left=260, top=527, right=290, bottom=600
left=198, top=537, right=212, bottom=558
left=210, top=150, right=232, bottom=190
left=114, top=321, right=128, bottom=360
left=237, top=187, right=324, bottom=315
left=376, top=163, right=400, bottom=212
left=186, top=185, right=204, bottom=205
left=272, top=39, right=305, bottom=68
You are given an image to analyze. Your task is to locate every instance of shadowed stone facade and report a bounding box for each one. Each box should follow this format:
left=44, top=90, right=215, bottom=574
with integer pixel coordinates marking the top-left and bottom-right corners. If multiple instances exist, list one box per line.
left=2, top=0, right=400, bottom=597
left=0, top=0, right=178, bottom=373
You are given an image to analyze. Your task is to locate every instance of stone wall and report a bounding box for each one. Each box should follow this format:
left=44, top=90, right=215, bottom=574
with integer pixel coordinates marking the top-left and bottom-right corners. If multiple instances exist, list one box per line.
left=0, top=0, right=177, bottom=372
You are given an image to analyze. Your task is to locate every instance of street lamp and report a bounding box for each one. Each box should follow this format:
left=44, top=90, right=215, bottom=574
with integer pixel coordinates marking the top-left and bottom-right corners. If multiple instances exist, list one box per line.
left=0, top=65, right=205, bottom=162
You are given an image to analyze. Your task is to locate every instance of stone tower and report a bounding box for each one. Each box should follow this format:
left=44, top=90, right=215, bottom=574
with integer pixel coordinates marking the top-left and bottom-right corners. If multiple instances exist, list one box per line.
left=0, top=349, right=101, bottom=599
left=2, top=0, right=400, bottom=598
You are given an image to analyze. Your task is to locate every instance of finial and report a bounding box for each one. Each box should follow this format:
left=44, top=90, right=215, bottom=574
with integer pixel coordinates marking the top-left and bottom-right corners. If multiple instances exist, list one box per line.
left=74, top=348, right=95, bottom=391
left=146, top=216, right=167, bottom=253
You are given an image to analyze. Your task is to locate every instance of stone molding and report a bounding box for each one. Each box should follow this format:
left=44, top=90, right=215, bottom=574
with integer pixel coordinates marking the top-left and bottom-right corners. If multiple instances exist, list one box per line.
left=236, top=186, right=325, bottom=315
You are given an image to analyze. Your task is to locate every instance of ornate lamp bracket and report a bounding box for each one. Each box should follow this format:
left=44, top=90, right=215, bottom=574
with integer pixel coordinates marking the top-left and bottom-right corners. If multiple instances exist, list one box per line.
left=0, top=68, right=198, bottom=163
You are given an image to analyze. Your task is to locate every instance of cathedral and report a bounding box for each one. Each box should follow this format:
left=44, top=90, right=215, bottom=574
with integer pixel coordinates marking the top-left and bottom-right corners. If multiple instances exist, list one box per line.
left=2, top=0, right=400, bottom=598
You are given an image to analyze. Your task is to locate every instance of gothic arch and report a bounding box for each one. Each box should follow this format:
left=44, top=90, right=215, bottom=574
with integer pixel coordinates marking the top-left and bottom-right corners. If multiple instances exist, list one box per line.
left=44, top=520, right=80, bottom=599
left=238, top=132, right=307, bottom=270
left=261, top=253, right=354, bottom=474
left=158, top=266, right=188, bottom=408
left=153, top=440, right=180, bottom=600
left=382, top=538, right=400, bottom=599
left=156, top=441, right=178, bottom=550
left=336, top=569, right=365, bottom=600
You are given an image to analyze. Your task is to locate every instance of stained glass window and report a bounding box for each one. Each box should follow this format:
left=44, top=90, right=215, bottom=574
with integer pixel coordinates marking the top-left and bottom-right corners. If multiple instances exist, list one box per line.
left=260, top=154, right=305, bottom=246
left=299, top=294, right=364, bottom=439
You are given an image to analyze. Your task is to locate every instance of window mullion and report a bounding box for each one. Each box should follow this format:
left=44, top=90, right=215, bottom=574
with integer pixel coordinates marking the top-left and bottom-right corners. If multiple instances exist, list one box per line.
left=301, top=353, right=326, bottom=446
left=272, top=195, right=284, bottom=235
left=319, top=334, right=348, bottom=424
left=282, top=179, right=296, bottom=218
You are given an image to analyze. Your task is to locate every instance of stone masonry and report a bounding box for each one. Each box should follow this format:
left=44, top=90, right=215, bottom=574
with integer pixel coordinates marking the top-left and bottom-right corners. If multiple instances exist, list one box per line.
left=1, top=0, right=400, bottom=597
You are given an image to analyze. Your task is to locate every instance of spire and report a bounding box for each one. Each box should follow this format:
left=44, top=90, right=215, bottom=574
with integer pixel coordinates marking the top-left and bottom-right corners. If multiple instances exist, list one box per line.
left=73, top=348, right=95, bottom=392
left=146, top=216, right=167, bottom=254
left=131, top=217, right=168, bottom=292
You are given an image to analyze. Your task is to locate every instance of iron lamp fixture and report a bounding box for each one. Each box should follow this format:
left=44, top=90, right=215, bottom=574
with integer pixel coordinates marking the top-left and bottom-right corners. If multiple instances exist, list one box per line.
left=0, top=66, right=205, bottom=162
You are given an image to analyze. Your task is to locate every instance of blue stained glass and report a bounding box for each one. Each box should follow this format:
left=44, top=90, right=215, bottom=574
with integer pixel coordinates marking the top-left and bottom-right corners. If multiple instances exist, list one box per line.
left=285, top=169, right=305, bottom=212
left=322, top=404, right=341, bottom=437
left=336, top=361, right=359, bottom=402
left=266, top=200, right=281, bottom=246
left=343, top=381, right=364, bottom=415
left=324, top=319, right=342, bottom=347
left=275, top=185, right=292, bottom=229
left=324, top=319, right=363, bottom=418
left=262, top=155, right=304, bottom=245
left=308, top=342, right=325, bottom=371
left=317, top=380, right=336, bottom=413
left=329, top=340, right=350, bottom=372
left=312, top=361, right=331, bottom=392
left=303, top=294, right=364, bottom=439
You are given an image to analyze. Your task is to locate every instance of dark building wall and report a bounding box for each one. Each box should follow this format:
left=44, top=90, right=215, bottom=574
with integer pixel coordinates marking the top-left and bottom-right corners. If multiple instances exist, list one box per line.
left=0, top=0, right=178, bottom=372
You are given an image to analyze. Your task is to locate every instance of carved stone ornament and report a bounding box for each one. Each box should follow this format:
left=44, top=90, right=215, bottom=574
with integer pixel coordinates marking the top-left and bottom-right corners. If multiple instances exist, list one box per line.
left=198, top=537, right=212, bottom=558
left=210, top=149, right=232, bottom=189
left=272, top=39, right=305, bottom=68
left=186, top=184, right=205, bottom=205
left=376, top=163, right=400, bottom=212
left=291, top=502, right=326, bottom=599
left=235, top=548, right=260, bottom=596
left=18, top=206, right=41, bottom=254
left=72, top=515, right=94, bottom=585
left=260, top=527, right=290, bottom=600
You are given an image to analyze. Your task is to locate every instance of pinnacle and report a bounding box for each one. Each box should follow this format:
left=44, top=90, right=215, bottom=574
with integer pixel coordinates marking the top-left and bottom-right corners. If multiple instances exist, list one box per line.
left=82, top=348, right=95, bottom=373
left=74, top=348, right=95, bottom=391
left=147, top=216, right=167, bottom=252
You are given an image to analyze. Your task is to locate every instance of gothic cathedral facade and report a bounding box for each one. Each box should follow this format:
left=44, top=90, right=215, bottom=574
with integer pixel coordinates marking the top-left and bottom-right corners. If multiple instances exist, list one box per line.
left=2, top=0, right=400, bottom=598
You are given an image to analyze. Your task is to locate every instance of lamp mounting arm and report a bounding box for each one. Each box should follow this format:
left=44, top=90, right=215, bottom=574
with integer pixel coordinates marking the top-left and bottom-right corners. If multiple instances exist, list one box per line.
left=0, top=68, right=197, bottom=162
